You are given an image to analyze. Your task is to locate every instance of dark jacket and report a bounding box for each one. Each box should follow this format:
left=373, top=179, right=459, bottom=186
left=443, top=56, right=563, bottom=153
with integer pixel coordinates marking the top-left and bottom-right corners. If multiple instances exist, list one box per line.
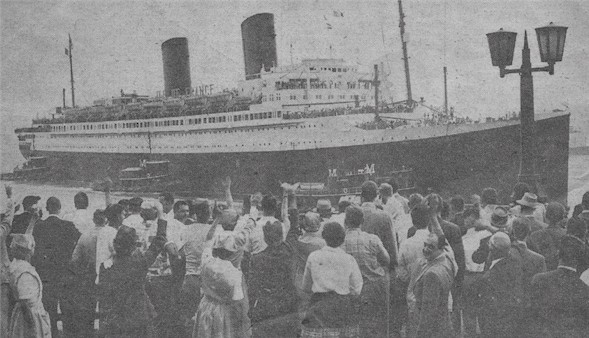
left=531, top=267, right=589, bottom=337
left=249, top=243, right=298, bottom=322
left=526, top=225, right=566, bottom=270
left=472, top=235, right=492, bottom=270
left=31, top=215, right=81, bottom=284
left=478, top=254, right=524, bottom=337
left=440, top=219, right=465, bottom=286
left=509, top=241, right=546, bottom=307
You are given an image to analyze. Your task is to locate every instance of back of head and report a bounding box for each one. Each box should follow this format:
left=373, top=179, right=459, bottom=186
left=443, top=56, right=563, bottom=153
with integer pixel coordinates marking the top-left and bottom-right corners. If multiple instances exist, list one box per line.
left=218, top=209, right=239, bottom=231
left=261, top=194, right=277, bottom=215
left=481, top=187, right=498, bottom=206
left=46, top=197, right=61, bottom=215
left=572, top=204, right=584, bottom=219
left=93, top=209, right=107, bottom=226
left=74, top=191, right=89, bottom=210
left=378, top=183, right=393, bottom=198
left=159, top=192, right=174, bottom=206
left=489, top=232, right=511, bottom=257
left=361, top=181, right=378, bottom=202
left=302, top=212, right=322, bottom=233
left=338, top=200, right=352, bottom=213
left=450, top=195, right=465, bottom=212
left=105, top=204, right=124, bottom=226
left=263, top=220, right=283, bottom=246
left=408, top=193, right=423, bottom=211
left=344, top=205, right=364, bottom=228
left=411, top=204, right=430, bottom=230
left=582, top=191, right=589, bottom=210
left=128, top=197, right=143, bottom=214
left=114, top=226, right=138, bottom=256
left=545, top=202, right=566, bottom=224
left=322, top=221, right=345, bottom=248
left=191, top=199, right=211, bottom=223
left=511, top=217, right=531, bottom=241
left=566, top=217, right=587, bottom=240
left=140, top=208, right=158, bottom=222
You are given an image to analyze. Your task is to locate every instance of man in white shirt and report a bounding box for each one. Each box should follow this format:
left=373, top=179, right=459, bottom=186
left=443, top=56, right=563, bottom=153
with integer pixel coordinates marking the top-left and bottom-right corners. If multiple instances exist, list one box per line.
left=158, top=192, right=175, bottom=222
left=246, top=194, right=290, bottom=255
left=64, top=191, right=94, bottom=234
left=122, top=197, right=144, bottom=229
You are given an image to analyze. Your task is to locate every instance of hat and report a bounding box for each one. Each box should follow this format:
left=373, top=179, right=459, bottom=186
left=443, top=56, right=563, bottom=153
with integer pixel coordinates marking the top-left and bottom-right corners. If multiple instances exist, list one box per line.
left=303, top=212, right=322, bottom=232
left=516, top=192, right=539, bottom=207
left=129, top=197, right=144, bottom=207
left=22, top=196, right=41, bottom=210
left=217, top=209, right=239, bottom=230
left=489, top=232, right=511, bottom=252
left=313, top=199, right=335, bottom=214
left=9, top=234, right=35, bottom=253
left=263, top=220, right=283, bottom=246
left=491, top=206, right=509, bottom=228
left=211, top=231, right=239, bottom=252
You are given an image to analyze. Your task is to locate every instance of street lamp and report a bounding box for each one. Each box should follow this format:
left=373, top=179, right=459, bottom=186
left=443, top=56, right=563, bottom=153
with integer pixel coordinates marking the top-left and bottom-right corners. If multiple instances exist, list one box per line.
left=486, top=23, right=567, bottom=196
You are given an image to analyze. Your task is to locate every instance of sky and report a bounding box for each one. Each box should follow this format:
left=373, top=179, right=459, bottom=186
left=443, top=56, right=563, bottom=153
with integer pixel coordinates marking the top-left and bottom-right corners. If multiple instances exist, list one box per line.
left=1, top=0, right=588, bottom=129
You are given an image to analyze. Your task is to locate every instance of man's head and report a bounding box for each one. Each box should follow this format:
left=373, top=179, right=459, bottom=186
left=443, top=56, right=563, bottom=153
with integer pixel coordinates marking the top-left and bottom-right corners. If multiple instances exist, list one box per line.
left=481, top=188, right=498, bottom=206
left=361, top=181, right=378, bottom=203
left=489, top=232, right=511, bottom=259
left=322, top=222, right=345, bottom=248
left=378, top=183, right=393, bottom=200
left=450, top=195, right=465, bottom=213
left=314, top=199, right=334, bottom=219
left=344, top=205, right=363, bottom=229
left=105, top=204, right=125, bottom=228
left=159, top=192, right=174, bottom=214
left=545, top=202, right=566, bottom=226
left=191, top=199, right=210, bottom=224
left=491, top=206, right=510, bottom=230
left=93, top=209, right=108, bottom=227
left=510, top=217, right=531, bottom=242
left=423, top=233, right=445, bottom=262
left=263, top=220, right=283, bottom=247
left=173, top=200, right=190, bottom=222
left=582, top=191, right=589, bottom=210
left=411, top=204, right=430, bottom=230
left=338, top=196, right=353, bottom=213
left=118, top=199, right=130, bottom=217
left=46, top=197, right=61, bottom=215
left=408, top=193, right=424, bottom=211
left=463, top=205, right=480, bottom=229
left=217, top=209, right=239, bottom=231
left=302, top=212, right=322, bottom=233
left=22, top=196, right=41, bottom=213
left=74, top=191, right=89, bottom=210
left=261, top=194, right=278, bottom=216
left=128, top=197, right=143, bottom=214
left=425, top=193, right=443, bottom=216
left=113, top=226, right=138, bottom=257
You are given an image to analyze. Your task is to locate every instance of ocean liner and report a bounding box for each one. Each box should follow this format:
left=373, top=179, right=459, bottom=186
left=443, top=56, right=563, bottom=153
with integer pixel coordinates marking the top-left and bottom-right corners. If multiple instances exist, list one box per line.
left=13, top=9, right=570, bottom=202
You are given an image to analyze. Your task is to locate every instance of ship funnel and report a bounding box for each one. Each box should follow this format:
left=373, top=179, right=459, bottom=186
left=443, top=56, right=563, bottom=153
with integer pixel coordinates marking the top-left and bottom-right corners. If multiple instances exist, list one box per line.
left=241, top=13, right=277, bottom=80
left=162, top=37, right=192, bottom=97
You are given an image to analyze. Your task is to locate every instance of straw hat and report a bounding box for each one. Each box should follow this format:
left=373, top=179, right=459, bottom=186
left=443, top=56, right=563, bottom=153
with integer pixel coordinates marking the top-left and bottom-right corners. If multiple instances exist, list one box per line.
left=516, top=192, right=540, bottom=208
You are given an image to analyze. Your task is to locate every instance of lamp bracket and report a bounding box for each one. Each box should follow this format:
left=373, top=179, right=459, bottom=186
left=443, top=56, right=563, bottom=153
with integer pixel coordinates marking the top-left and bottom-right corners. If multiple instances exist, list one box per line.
left=531, top=63, right=555, bottom=75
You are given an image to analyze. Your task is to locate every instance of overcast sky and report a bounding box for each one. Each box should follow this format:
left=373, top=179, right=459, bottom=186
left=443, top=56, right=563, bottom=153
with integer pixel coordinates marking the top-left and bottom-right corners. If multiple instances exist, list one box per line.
left=1, top=0, right=588, bottom=128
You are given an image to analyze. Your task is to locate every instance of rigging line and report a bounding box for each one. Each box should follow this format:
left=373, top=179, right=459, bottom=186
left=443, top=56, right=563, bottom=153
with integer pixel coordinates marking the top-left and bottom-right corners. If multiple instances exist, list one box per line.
left=443, top=0, right=447, bottom=65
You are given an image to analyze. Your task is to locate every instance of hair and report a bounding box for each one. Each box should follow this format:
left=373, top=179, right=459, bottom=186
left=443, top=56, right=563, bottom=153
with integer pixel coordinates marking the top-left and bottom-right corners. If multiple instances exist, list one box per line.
left=173, top=200, right=189, bottom=213
left=159, top=192, right=175, bottom=205
left=511, top=182, right=531, bottom=202
left=322, top=221, right=346, bottom=248
left=440, top=200, right=450, bottom=220
left=450, top=195, right=465, bottom=212
left=46, top=197, right=61, bottom=214
left=191, top=200, right=210, bottom=223
left=93, top=209, right=107, bottom=226
left=361, top=181, right=378, bottom=202
left=113, top=226, right=137, bottom=257
left=338, top=200, right=352, bottom=213
left=463, top=205, right=480, bottom=219
left=105, top=204, right=124, bottom=227
left=344, top=205, right=364, bottom=228
left=545, top=202, right=566, bottom=225
left=74, top=192, right=89, bottom=210
left=511, top=217, right=531, bottom=241
left=118, top=199, right=130, bottom=208
left=572, top=204, right=584, bottom=219
left=212, top=247, right=234, bottom=260
left=140, top=208, right=158, bottom=221
left=411, top=204, right=430, bottom=230
left=582, top=191, right=589, bottom=210
left=566, top=217, right=587, bottom=240
left=408, top=193, right=424, bottom=211
left=481, top=188, right=498, bottom=206
left=263, top=220, right=283, bottom=246
left=261, top=194, right=277, bottom=214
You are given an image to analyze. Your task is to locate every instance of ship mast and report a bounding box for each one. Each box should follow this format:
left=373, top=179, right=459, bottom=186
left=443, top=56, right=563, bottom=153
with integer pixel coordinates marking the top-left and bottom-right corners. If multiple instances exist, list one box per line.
left=397, top=0, right=412, bottom=105
left=66, top=34, right=76, bottom=107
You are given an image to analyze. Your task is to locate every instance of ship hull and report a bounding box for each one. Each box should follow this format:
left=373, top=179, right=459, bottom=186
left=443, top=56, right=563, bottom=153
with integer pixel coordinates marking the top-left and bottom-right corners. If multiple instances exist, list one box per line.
left=29, top=113, right=569, bottom=203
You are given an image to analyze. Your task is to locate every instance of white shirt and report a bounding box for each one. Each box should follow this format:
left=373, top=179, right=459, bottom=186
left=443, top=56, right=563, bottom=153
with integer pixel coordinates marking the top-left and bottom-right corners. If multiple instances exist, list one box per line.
left=489, top=257, right=504, bottom=270
left=122, top=213, right=144, bottom=230
left=64, top=209, right=94, bottom=234
left=398, top=229, right=430, bottom=282
left=462, top=228, right=492, bottom=272
left=302, top=246, right=363, bottom=296
left=245, top=215, right=290, bottom=255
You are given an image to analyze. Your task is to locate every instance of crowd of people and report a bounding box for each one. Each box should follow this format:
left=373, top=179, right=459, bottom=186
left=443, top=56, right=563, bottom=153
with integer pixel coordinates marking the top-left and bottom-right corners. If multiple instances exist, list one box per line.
left=1, top=177, right=588, bottom=338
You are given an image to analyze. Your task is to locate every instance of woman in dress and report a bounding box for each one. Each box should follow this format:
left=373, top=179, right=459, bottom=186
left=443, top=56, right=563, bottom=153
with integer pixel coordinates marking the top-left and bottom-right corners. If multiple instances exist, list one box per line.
left=8, top=228, right=52, bottom=338
left=193, top=230, right=252, bottom=338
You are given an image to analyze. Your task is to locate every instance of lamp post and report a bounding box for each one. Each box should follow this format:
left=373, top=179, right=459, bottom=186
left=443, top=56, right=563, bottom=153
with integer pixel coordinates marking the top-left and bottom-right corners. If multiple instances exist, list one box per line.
left=486, top=23, right=567, bottom=196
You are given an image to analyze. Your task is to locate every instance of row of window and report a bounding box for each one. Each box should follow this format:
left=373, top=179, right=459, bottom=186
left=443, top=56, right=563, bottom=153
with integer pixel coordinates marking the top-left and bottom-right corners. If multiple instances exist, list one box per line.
left=263, top=94, right=366, bottom=102
left=50, top=111, right=285, bottom=132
